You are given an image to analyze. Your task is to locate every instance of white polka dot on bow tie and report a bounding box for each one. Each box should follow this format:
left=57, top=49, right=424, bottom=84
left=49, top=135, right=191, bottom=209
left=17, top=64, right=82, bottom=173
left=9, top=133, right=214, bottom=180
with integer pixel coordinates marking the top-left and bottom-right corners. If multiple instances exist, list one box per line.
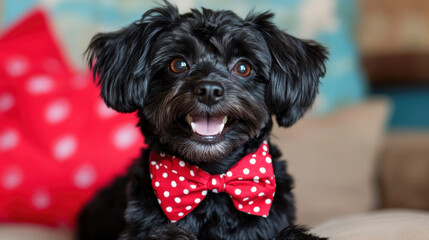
left=212, top=179, right=217, bottom=185
left=155, top=165, right=159, bottom=170
left=259, top=167, right=266, bottom=174
left=158, top=199, right=161, bottom=204
left=151, top=161, right=156, bottom=165
left=249, top=201, right=254, bottom=205
left=190, top=170, right=195, bottom=176
left=178, top=212, right=184, bottom=217
left=238, top=204, right=243, bottom=209
left=243, top=197, right=249, bottom=201
left=251, top=186, right=257, bottom=192
left=190, top=185, right=196, bottom=189
left=166, top=206, right=172, bottom=212
left=195, top=198, right=201, bottom=203
left=262, top=152, right=267, bottom=156
left=265, top=199, right=272, bottom=204
left=155, top=181, right=160, bottom=187
left=172, top=170, right=178, bottom=174
left=179, top=161, right=185, bottom=167
left=186, top=206, right=192, bottom=210
left=235, top=189, right=241, bottom=195
left=179, top=176, right=185, bottom=181
left=171, top=181, right=177, bottom=187
left=265, top=179, right=271, bottom=184
left=212, top=189, right=218, bottom=193
left=253, top=176, right=259, bottom=183
left=164, top=191, right=170, bottom=197
left=243, top=168, right=250, bottom=175
left=254, top=207, right=260, bottom=213
left=266, top=157, right=272, bottom=163
left=163, top=172, right=168, bottom=178
left=174, top=197, right=181, bottom=203
left=259, top=192, right=265, bottom=197
left=226, top=171, right=232, bottom=177
left=263, top=145, right=268, bottom=151
left=252, top=154, right=256, bottom=157
left=250, top=158, right=256, bottom=164
left=183, top=189, right=189, bottom=194
left=202, top=190, right=207, bottom=196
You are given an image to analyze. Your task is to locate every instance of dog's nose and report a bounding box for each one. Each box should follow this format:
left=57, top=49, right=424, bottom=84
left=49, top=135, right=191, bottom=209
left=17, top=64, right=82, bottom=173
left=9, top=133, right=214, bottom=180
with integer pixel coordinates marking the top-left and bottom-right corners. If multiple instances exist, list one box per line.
left=193, top=81, right=224, bottom=106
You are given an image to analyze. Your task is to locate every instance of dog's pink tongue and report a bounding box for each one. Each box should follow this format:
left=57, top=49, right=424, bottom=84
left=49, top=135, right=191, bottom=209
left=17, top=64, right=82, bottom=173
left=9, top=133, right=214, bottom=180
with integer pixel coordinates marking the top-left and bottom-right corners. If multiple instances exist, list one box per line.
left=193, top=115, right=223, bottom=136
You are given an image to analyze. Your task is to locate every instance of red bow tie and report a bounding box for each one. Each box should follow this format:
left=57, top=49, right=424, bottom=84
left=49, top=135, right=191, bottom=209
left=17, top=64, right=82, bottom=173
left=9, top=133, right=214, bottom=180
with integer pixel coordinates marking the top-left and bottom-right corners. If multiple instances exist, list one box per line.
left=149, top=142, right=276, bottom=222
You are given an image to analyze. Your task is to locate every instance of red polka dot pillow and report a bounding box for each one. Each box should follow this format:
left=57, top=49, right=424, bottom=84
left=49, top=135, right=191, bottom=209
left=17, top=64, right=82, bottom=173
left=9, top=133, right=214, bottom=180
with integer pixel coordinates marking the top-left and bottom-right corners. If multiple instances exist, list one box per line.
left=0, top=9, right=144, bottom=228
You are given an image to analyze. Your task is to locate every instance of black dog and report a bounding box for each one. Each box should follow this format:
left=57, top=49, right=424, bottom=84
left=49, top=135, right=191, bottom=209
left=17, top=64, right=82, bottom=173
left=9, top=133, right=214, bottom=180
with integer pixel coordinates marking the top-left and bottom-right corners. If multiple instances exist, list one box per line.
left=77, top=2, right=327, bottom=240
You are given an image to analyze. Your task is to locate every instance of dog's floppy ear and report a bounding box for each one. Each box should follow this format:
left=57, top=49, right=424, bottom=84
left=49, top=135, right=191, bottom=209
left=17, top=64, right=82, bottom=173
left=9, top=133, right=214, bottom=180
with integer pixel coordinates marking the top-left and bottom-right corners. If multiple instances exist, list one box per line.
left=247, top=12, right=328, bottom=127
left=86, top=2, right=180, bottom=112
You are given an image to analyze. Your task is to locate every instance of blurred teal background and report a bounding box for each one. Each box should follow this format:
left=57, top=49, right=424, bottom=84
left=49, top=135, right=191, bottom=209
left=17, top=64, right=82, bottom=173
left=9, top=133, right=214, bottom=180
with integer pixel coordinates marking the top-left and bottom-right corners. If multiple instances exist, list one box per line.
left=0, top=0, right=367, bottom=116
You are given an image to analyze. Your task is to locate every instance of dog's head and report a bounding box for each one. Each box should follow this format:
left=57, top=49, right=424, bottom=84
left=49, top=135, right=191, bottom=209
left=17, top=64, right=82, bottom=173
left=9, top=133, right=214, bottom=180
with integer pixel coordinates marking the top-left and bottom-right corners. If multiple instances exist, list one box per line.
left=87, top=2, right=327, bottom=164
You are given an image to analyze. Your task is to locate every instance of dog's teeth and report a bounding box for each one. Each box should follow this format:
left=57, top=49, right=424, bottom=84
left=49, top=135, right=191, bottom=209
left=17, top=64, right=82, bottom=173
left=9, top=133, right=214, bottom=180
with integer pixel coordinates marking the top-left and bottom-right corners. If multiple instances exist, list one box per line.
left=191, top=122, right=196, bottom=132
left=223, top=116, right=228, bottom=124
left=219, top=123, right=225, bottom=134
left=185, top=114, right=193, bottom=125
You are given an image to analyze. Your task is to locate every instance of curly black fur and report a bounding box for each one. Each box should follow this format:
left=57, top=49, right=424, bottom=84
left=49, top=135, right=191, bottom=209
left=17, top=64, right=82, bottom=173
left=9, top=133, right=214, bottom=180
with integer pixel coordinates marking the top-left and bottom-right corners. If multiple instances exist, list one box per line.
left=77, top=1, right=328, bottom=240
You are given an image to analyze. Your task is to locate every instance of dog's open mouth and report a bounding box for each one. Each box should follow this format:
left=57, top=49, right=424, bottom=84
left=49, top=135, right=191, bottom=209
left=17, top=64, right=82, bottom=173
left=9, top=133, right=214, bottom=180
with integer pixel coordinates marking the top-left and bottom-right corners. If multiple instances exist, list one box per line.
left=185, top=114, right=235, bottom=143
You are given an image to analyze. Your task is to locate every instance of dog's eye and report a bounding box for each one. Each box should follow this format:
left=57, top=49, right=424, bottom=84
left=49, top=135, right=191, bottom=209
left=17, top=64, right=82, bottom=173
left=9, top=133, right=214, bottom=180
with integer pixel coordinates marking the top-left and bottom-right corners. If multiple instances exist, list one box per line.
left=234, top=61, right=251, bottom=77
left=170, top=58, right=189, bottom=73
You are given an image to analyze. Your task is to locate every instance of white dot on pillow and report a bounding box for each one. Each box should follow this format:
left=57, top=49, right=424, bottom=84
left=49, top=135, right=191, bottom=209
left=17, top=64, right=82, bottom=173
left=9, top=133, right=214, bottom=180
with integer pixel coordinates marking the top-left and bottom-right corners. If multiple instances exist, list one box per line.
left=0, top=129, right=19, bottom=151
left=112, top=124, right=140, bottom=150
left=1, top=167, right=22, bottom=190
left=53, top=135, right=77, bottom=161
left=45, top=99, right=70, bottom=124
left=0, top=92, right=14, bottom=113
left=96, top=100, right=116, bottom=119
left=26, top=75, right=54, bottom=94
left=5, top=56, right=29, bottom=77
left=74, top=164, right=96, bottom=189
left=32, top=190, right=51, bottom=209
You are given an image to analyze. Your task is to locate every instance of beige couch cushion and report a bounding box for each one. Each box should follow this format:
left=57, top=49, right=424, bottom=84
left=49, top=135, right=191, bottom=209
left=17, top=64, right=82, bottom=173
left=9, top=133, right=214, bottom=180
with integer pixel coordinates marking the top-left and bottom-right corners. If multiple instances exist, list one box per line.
left=312, top=209, right=429, bottom=240
left=0, top=224, right=73, bottom=240
left=271, top=98, right=390, bottom=225
left=379, top=131, right=429, bottom=210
